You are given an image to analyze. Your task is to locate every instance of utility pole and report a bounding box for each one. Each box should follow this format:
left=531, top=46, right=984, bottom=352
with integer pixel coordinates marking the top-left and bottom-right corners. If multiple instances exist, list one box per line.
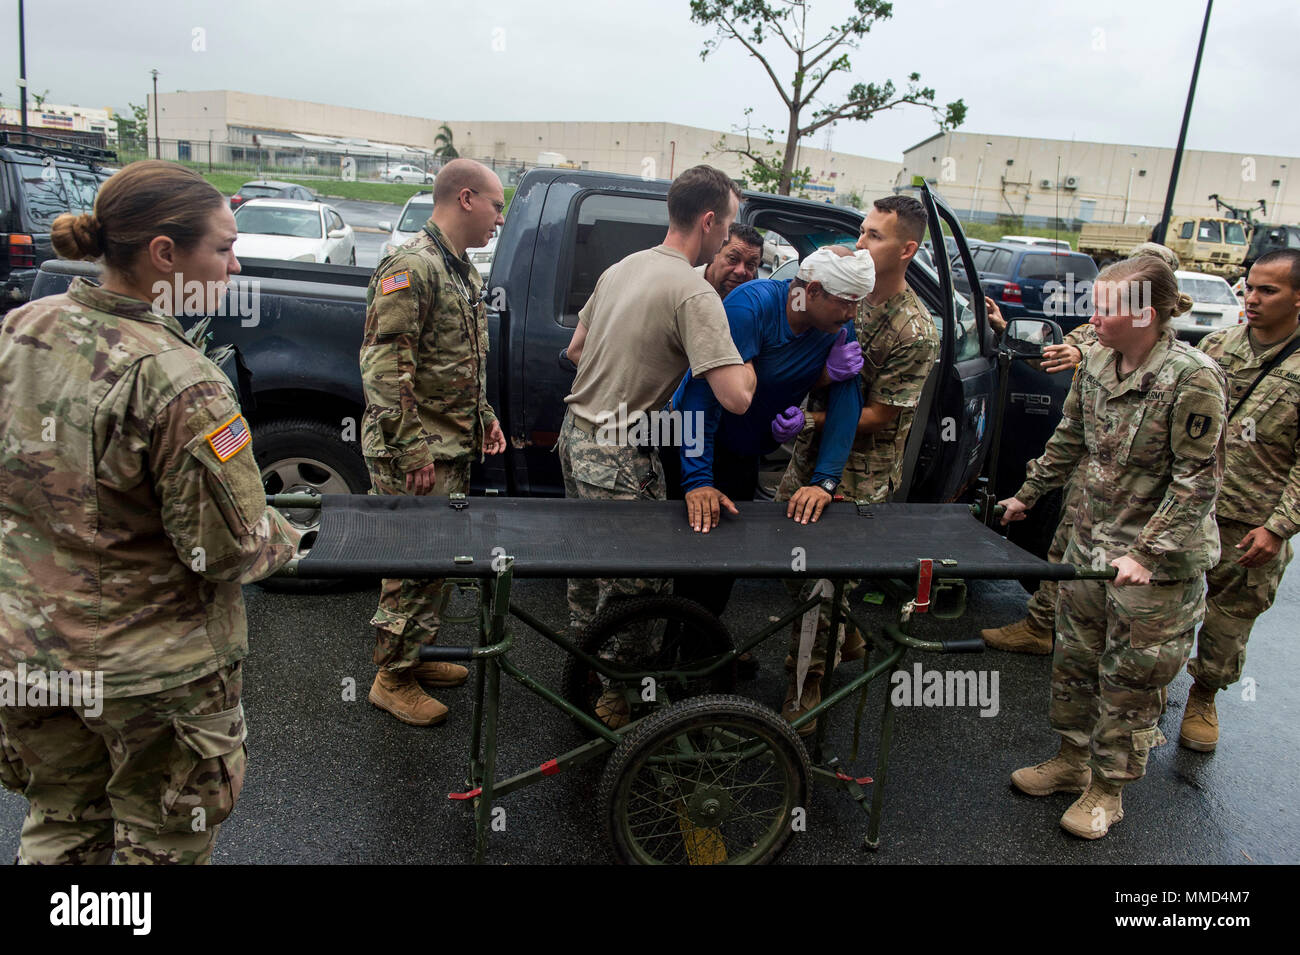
left=151, top=68, right=159, bottom=158
left=18, top=0, right=28, bottom=133
left=1154, top=0, right=1212, bottom=245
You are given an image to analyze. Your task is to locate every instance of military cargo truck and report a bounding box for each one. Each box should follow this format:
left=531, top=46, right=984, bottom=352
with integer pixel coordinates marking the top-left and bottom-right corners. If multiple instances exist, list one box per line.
left=1079, top=216, right=1249, bottom=279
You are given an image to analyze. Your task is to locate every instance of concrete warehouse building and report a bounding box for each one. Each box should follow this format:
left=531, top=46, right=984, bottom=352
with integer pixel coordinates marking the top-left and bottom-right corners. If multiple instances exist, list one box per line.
left=148, top=89, right=902, bottom=201
left=905, top=130, right=1298, bottom=227
left=148, top=90, right=1299, bottom=226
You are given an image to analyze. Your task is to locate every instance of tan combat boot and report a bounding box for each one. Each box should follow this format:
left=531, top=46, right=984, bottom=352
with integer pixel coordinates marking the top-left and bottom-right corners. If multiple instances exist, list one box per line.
left=980, top=617, right=1052, bottom=655
left=839, top=627, right=866, bottom=663
left=782, top=672, right=822, bottom=738
left=369, top=669, right=448, bottom=726
left=1060, top=778, right=1124, bottom=839
left=1011, top=740, right=1091, bottom=796
left=1179, top=682, right=1219, bottom=752
left=411, top=660, right=469, bottom=687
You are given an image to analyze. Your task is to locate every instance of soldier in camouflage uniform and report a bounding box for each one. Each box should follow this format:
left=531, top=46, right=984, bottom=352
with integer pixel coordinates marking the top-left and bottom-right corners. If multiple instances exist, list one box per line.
left=360, top=159, right=506, bottom=727
left=0, top=161, right=299, bottom=864
left=984, top=244, right=1180, bottom=654
left=1186, top=249, right=1300, bottom=751
left=1002, top=255, right=1226, bottom=839
left=776, top=196, right=939, bottom=733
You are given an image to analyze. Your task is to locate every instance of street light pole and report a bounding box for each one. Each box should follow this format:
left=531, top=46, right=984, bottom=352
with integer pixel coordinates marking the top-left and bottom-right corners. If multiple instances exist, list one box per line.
left=151, top=68, right=159, bottom=158
left=18, top=0, right=28, bottom=133
left=1153, top=0, right=1212, bottom=245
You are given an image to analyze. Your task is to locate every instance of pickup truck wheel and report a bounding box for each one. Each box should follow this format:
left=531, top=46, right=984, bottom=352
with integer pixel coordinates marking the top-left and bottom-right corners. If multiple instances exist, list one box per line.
left=253, top=417, right=372, bottom=594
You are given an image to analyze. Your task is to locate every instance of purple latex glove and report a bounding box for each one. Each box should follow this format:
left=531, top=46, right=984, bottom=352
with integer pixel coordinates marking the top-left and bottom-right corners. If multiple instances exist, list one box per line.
left=825, top=327, right=864, bottom=382
left=771, top=406, right=805, bottom=443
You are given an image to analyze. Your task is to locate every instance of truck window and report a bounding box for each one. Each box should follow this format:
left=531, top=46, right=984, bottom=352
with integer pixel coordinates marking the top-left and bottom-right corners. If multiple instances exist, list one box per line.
left=1198, top=221, right=1222, bottom=243
left=563, top=193, right=669, bottom=322
left=1180, top=221, right=1195, bottom=240
left=1224, top=222, right=1246, bottom=246
left=16, top=160, right=103, bottom=231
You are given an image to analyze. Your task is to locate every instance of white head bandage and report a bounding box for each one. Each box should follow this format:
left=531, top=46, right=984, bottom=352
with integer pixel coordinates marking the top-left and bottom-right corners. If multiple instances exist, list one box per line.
left=796, top=247, right=875, bottom=301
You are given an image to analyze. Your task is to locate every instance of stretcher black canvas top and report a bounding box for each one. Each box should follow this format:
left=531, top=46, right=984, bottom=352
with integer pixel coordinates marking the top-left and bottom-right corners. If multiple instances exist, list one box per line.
left=297, top=496, right=1078, bottom=581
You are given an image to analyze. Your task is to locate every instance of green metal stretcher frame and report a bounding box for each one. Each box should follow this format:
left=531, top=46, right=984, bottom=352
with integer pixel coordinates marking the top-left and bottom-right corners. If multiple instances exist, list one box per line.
left=271, top=492, right=1115, bottom=864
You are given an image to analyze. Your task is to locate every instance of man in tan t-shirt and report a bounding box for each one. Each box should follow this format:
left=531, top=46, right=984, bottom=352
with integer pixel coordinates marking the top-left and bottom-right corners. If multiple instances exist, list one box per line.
left=559, top=165, right=757, bottom=638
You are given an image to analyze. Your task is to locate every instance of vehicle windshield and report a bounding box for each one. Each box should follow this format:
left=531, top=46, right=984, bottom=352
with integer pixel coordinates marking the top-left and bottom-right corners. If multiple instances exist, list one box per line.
left=17, top=160, right=109, bottom=231
left=235, top=206, right=322, bottom=238
left=1198, top=221, right=1222, bottom=243
left=1224, top=222, right=1247, bottom=245
left=1179, top=276, right=1237, bottom=306
left=238, top=185, right=284, bottom=199
left=397, top=202, right=433, bottom=232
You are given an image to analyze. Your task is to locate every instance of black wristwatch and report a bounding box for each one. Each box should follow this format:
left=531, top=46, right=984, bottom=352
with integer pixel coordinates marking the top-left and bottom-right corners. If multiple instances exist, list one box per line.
left=811, top=479, right=838, bottom=496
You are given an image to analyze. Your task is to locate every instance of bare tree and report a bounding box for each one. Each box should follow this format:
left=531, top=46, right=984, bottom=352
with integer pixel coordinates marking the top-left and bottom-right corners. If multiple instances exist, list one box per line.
left=692, top=0, right=966, bottom=194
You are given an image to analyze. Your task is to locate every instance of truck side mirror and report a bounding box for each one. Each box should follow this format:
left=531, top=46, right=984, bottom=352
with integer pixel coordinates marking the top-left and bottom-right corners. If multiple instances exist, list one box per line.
left=1005, top=318, right=1064, bottom=355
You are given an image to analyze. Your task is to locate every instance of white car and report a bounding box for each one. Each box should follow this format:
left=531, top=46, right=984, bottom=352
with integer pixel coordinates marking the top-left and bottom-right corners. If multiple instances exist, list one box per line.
left=379, top=193, right=433, bottom=257
left=1000, top=235, right=1072, bottom=251
left=234, top=199, right=356, bottom=265
left=380, top=163, right=434, bottom=184
left=1172, top=270, right=1244, bottom=339
left=763, top=233, right=796, bottom=270
left=379, top=191, right=498, bottom=277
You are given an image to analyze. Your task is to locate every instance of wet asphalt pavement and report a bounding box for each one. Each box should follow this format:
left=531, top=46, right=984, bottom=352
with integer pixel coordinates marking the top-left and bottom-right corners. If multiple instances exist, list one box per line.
left=3, top=562, right=1296, bottom=866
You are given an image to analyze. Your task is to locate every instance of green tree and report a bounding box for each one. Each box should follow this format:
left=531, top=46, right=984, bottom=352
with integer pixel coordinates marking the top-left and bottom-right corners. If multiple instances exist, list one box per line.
left=691, top=0, right=966, bottom=195
left=113, top=102, right=149, bottom=150
left=434, top=124, right=459, bottom=159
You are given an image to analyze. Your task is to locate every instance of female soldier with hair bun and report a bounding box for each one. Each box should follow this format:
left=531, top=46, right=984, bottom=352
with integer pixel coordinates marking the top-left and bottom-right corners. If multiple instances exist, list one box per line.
left=0, top=160, right=300, bottom=864
left=997, top=255, right=1228, bottom=839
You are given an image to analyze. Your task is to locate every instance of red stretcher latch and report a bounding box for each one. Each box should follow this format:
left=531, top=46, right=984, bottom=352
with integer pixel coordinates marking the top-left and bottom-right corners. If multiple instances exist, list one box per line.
left=448, top=787, right=482, bottom=801
left=915, top=558, right=933, bottom=613
left=540, top=758, right=560, bottom=777
left=835, top=771, right=874, bottom=785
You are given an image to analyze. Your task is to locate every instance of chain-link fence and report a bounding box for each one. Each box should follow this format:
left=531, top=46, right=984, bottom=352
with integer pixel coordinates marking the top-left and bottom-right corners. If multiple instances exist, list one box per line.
left=111, top=136, right=549, bottom=187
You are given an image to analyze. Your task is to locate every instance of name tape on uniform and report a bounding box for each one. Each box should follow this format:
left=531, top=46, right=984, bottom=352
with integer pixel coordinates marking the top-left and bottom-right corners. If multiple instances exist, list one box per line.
left=380, top=272, right=411, bottom=296
left=207, top=414, right=251, bottom=462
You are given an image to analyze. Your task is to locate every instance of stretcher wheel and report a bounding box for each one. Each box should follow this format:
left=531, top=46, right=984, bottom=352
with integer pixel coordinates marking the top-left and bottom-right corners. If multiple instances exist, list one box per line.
left=600, top=694, right=810, bottom=865
left=561, top=596, right=736, bottom=735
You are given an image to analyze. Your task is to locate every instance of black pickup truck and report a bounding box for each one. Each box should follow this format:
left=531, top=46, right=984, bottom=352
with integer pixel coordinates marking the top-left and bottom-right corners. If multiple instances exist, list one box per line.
left=29, top=167, right=1072, bottom=567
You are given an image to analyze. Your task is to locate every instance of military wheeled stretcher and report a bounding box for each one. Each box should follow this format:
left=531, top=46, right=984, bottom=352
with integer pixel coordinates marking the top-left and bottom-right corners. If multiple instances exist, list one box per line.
left=269, top=492, right=1110, bottom=865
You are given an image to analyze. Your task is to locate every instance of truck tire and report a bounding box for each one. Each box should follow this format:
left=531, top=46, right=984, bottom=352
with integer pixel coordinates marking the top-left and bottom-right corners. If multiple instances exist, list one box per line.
left=253, top=417, right=372, bottom=594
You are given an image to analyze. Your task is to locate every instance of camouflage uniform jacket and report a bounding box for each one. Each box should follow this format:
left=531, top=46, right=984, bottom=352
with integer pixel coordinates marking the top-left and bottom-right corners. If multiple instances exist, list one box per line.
left=1198, top=323, right=1300, bottom=538
left=0, top=278, right=299, bottom=698
left=360, top=219, right=497, bottom=471
left=791, top=285, right=938, bottom=502
left=1017, top=329, right=1228, bottom=577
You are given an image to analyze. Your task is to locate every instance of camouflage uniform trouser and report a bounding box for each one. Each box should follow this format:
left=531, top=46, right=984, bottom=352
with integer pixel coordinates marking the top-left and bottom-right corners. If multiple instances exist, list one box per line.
left=1053, top=542, right=1203, bottom=784
left=557, top=409, right=668, bottom=635
left=0, top=663, right=245, bottom=865
left=366, top=455, right=472, bottom=670
left=1025, top=488, right=1079, bottom=634
left=776, top=442, right=890, bottom=675
left=1188, top=516, right=1293, bottom=690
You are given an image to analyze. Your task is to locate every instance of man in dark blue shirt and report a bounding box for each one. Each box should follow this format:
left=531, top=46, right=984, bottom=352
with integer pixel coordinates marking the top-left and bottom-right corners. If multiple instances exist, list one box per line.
left=666, top=245, right=874, bottom=632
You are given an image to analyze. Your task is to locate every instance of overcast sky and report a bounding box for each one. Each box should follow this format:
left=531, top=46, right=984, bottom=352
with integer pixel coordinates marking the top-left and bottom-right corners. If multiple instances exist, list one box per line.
left=2, top=0, right=1294, bottom=160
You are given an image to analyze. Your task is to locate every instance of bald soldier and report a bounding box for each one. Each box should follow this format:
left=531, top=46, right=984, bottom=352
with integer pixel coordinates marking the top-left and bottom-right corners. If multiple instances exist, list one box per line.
left=360, top=158, right=508, bottom=727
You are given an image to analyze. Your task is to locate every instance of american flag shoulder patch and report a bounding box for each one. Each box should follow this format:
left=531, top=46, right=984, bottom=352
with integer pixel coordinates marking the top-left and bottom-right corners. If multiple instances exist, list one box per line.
left=206, top=414, right=251, bottom=462
left=380, top=271, right=411, bottom=295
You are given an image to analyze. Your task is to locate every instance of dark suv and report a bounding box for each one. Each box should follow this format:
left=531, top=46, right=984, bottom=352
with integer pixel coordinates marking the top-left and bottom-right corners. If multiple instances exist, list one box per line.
left=0, top=132, right=116, bottom=312
left=954, top=242, right=1097, bottom=332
